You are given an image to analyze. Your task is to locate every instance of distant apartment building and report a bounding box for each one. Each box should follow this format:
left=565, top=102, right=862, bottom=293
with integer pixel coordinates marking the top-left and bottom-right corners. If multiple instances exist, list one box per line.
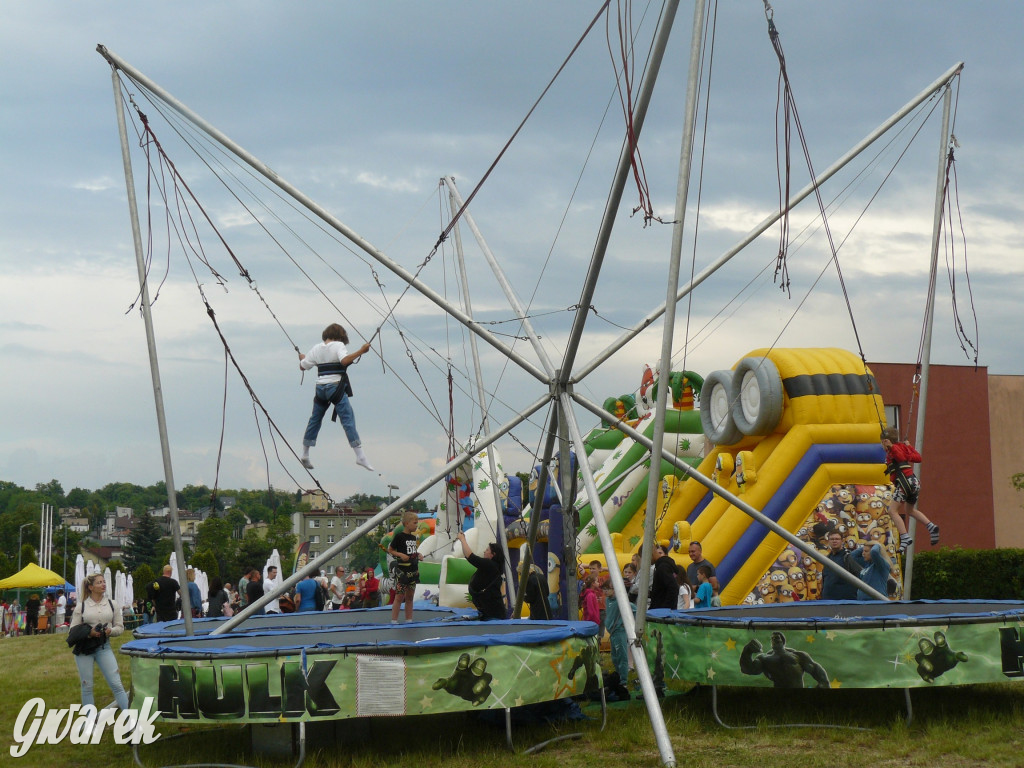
left=85, top=539, right=125, bottom=568
left=111, top=515, right=141, bottom=545
left=63, top=517, right=91, bottom=534
left=300, top=489, right=330, bottom=512
left=291, top=505, right=378, bottom=574
left=174, top=511, right=206, bottom=544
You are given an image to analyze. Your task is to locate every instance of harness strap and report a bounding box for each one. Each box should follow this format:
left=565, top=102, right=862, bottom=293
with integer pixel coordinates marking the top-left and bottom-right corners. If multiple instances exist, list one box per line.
left=312, top=374, right=355, bottom=422
left=317, top=362, right=346, bottom=377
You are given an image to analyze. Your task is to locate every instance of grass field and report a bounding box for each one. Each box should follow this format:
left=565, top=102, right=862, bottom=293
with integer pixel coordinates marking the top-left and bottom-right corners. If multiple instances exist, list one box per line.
left=2, top=632, right=1022, bottom=767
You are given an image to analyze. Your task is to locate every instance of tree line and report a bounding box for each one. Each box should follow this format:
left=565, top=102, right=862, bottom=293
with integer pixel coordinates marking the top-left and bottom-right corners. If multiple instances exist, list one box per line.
left=0, top=479, right=427, bottom=601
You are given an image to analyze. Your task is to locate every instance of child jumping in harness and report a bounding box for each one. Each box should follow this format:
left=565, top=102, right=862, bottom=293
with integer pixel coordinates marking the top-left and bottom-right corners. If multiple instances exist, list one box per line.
left=299, top=323, right=373, bottom=471
left=881, top=426, right=939, bottom=552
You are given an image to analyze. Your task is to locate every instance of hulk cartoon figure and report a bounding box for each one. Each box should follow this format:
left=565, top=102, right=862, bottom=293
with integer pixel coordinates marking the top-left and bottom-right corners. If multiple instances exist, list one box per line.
left=567, top=640, right=602, bottom=694
left=914, top=631, right=968, bottom=683
left=432, top=652, right=493, bottom=705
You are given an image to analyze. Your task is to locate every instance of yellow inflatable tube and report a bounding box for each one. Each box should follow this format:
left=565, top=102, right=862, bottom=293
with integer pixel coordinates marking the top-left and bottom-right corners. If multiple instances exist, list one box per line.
left=687, top=423, right=880, bottom=539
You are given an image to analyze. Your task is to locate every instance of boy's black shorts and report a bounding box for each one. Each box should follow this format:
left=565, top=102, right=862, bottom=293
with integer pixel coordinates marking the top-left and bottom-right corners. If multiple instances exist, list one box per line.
left=893, top=472, right=920, bottom=505
left=394, top=566, right=420, bottom=588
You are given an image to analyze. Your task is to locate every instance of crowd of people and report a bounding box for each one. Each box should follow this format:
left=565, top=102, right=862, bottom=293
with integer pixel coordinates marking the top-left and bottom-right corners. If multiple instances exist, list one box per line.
left=1, top=589, right=73, bottom=636
left=126, top=562, right=383, bottom=623
left=583, top=540, right=721, bottom=620
left=573, top=540, right=723, bottom=698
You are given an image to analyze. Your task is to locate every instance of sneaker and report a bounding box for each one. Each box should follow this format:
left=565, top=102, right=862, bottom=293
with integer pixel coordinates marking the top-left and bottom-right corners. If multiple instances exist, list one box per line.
left=929, top=525, right=940, bottom=546
left=355, top=456, right=375, bottom=472
left=300, top=457, right=314, bottom=470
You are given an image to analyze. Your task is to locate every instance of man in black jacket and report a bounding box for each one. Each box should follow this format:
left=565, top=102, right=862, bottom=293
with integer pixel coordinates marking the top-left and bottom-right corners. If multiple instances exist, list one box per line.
left=821, top=531, right=858, bottom=600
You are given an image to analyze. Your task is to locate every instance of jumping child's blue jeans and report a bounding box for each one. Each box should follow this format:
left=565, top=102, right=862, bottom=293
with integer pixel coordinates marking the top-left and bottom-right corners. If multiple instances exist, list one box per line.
left=303, top=382, right=360, bottom=447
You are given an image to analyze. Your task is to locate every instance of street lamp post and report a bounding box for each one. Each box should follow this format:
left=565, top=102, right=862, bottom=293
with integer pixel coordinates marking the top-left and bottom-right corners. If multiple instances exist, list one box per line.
left=386, top=484, right=400, bottom=530
left=17, top=522, right=32, bottom=607
left=381, top=484, right=401, bottom=546
left=17, top=523, right=32, bottom=572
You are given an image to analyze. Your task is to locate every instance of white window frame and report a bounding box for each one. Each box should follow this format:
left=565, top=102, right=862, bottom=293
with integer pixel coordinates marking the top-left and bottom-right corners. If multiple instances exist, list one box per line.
left=884, top=404, right=901, bottom=434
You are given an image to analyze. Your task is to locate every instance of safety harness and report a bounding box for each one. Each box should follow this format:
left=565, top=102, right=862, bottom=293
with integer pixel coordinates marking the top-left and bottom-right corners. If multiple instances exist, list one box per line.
left=886, top=461, right=916, bottom=498
left=313, top=362, right=354, bottom=423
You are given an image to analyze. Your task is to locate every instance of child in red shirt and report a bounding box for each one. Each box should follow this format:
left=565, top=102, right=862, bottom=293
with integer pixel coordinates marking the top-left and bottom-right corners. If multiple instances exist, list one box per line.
left=882, top=427, right=939, bottom=552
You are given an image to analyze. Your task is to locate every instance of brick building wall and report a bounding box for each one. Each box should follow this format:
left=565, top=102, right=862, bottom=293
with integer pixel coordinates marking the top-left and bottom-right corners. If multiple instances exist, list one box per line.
left=869, top=361, right=997, bottom=550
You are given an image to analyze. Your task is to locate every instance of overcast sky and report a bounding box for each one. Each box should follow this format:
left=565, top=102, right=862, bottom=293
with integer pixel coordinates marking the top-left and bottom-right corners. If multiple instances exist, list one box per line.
left=1, top=2, right=1020, bottom=509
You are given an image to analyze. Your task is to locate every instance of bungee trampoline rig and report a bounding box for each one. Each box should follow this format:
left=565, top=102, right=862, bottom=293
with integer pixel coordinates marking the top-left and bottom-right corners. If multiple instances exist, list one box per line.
left=96, top=1, right=990, bottom=766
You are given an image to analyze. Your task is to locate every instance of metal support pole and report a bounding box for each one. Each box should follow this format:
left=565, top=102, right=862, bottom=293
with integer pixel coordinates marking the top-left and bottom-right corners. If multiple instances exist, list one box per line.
left=556, top=386, right=580, bottom=623
left=904, top=83, right=955, bottom=597
left=512, top=406, right=560, bottom=618
left=637, top=0, right=706, bottom=636
left=39, top=505, right=46, bottom=571
left=447, top=197, right=517, bottom=609
left=48, top=505, right=54, bottom=570
left=107, top=65, right=194, bottom=633
left=559, top=392, right=676, bottom=768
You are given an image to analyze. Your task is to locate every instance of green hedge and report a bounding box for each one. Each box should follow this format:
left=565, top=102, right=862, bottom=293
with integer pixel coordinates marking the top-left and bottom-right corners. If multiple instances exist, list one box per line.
left=909, top=548, right=1024, bottom=600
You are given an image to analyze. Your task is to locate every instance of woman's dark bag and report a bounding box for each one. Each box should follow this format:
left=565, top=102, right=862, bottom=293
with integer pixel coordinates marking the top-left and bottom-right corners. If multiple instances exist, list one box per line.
left=66, top=600, right=112, bottom=656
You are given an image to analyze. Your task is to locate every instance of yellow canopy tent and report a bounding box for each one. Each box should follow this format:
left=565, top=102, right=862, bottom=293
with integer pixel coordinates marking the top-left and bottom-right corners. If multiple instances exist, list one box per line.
left=0, top=562, right=66, bottom=589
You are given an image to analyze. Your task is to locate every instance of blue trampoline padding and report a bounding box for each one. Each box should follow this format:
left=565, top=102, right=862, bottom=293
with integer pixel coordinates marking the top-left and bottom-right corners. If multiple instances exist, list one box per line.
left=121, top=620, right=599, bottom=657
left=134, top=604, right=475, bottom=638
left=645, top=599, right=1024, bottom=627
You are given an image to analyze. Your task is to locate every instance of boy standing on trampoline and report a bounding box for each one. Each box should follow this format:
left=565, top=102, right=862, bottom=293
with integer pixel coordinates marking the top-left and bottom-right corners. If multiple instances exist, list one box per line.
left=881, top=426, right=939, bottom=552
left=299, top=323, right=373, bottom=471
left=388, top=511, right=421, bottom=624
